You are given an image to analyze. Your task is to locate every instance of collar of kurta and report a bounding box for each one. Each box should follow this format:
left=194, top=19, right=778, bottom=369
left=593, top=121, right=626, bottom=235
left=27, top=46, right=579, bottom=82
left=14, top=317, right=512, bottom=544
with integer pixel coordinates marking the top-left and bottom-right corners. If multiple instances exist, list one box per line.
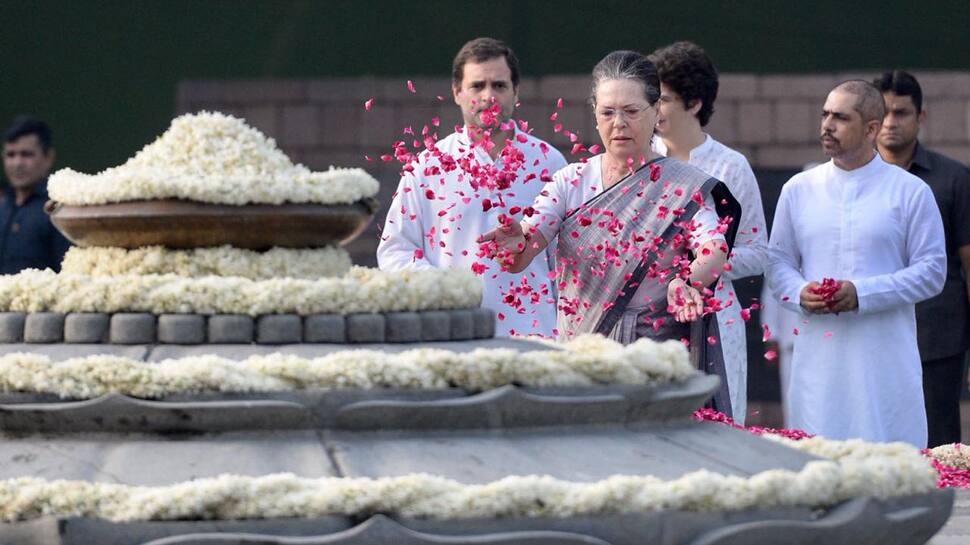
left=831, top=153, right=884, bottom=179
left=650, top=133, right=714, bottom=161
left=454, top=124, right=522, bottom=155
left=688, top=133, right=715, bottom=160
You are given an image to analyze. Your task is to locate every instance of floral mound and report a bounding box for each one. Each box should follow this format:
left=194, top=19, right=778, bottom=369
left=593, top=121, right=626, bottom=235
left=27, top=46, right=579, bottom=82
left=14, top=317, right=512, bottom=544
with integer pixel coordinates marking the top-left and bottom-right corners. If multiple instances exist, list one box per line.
left=48, top=112, right=379, bottom=206
left=0, top=434, right=937, bottom=522
left=61, top=245, right=352, bottom=280
left=0, top=267, right=480, bottom=316
left=694, top=408, right=970, bottom=489
left=0, top=335, right=693, bottom=398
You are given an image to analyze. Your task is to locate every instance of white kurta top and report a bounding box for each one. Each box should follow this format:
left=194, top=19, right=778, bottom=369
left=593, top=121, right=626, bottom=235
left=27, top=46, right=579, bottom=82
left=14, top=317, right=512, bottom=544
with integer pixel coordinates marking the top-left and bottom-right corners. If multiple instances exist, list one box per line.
left=655, top=135, right=768, bottom=424
left=377, top=127, right=566, bottom=337
left=767, top=155, right=946, bottom=446
left=525, top=155, right=724, bottom=334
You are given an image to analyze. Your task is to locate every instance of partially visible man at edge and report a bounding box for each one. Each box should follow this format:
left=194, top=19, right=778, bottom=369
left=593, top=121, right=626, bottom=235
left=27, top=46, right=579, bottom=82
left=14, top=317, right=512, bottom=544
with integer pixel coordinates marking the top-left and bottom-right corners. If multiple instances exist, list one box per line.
left=0, top=116, right=71, bottom=274
left=377, top=37, right=566, bottom=337
left=873, top=70, right=970, bottom=448
left=649, top=41, right=768, bottom=424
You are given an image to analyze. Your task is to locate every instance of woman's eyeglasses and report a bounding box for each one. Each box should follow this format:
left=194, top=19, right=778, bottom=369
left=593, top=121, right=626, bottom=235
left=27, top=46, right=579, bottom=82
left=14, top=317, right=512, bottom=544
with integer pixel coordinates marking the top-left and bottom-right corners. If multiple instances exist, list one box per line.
left=594, top=106, right=651, bottom=123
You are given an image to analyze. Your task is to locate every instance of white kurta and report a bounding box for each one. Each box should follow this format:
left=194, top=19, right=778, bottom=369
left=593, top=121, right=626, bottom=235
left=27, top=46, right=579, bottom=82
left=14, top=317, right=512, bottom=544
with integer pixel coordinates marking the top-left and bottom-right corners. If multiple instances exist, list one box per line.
left=655, top=135, right=768, bottom=424
left=767, top=155, right=945, bottom=446
left=759, top=282, right=800, bottom=427
left=377, top=127, right=566, bottom=337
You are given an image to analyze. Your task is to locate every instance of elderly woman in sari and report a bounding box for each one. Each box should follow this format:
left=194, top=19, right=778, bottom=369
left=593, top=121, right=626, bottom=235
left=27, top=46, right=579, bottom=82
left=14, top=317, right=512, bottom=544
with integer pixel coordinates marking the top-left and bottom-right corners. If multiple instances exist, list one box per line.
left=480, top=50, right=741, bottom=414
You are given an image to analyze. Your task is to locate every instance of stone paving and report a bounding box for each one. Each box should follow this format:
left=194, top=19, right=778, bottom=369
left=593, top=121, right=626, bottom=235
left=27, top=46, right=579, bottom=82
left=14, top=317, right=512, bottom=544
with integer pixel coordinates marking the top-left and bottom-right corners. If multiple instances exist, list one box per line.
left=930, top=489, right=970, bottom=544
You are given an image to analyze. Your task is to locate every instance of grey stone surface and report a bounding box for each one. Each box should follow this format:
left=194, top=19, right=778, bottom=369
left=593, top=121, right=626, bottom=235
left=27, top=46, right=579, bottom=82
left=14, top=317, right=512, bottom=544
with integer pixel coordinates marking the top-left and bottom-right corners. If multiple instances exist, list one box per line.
left=930, top=489, right=970, bottom=544
left=0, top=312, right=26, bottom=343
left=0, top=380, right=718, bottom=433
left=157, top=314, right=206, bottom=344
left=419, top=311, right=450, bottom=342
left=0, top=343, right=150, bottom=360
left=346, top=314, right=386, bottom=343
left=256, top=314, right=303, bottom=344
left=472, top=307, right=496, bottom=339
left=0, top=393, right=315, bottom=433
left=0, top=494, right=953, bottom=545
left=207, top=314, right=254, bottom=344
left=304, top=314, right=347, bottom=343
left=12, top=517, right=353, bottom=545
left=23, top=313, right=65, bottom=343
left=64, top=313, right=110, bottom=343
left=385, top=312, right=421, bottom=343
left=0, top=428, right=337, bottom=485
left=329, top=420, right=817, bottom=484
left=448, top=309, right=474, bottom=340
left=334, top=385, right=631, bottom=430
left=110, top=313, right=156, bottom=344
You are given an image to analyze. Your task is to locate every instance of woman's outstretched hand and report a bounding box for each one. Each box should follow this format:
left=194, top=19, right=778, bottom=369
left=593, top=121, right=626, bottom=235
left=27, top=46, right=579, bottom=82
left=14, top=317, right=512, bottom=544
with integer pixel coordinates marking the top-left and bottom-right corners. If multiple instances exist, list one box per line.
left=667, top=277, right=704, bottom=323
left=477, top=221, right=537, bottom=274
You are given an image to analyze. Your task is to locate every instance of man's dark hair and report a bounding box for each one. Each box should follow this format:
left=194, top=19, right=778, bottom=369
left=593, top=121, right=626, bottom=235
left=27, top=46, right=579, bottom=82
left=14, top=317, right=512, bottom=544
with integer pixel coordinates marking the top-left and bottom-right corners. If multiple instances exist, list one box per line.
left=3, top=115, right=53, bottom=153
left=872, top=70, right=923, bottom=113
left=648, top=41, right=719, bottom=126
left=452, top=37, right=520, bottom=89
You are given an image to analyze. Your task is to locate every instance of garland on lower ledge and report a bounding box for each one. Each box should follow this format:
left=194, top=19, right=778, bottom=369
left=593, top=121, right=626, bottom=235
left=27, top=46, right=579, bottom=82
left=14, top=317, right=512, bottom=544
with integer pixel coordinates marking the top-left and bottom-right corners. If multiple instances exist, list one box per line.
left=0, top=434, right=937, bottom=522
left=0, top=267, right=480, bottom=316
left=693, top=408, right=970, bottom=488
left=0, top=335, right=693, bottom=398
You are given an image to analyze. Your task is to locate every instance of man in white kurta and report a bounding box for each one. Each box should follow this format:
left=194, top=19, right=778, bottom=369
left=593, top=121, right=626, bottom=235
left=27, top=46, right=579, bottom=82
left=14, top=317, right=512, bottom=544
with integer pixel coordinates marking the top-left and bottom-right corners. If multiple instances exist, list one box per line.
left=649, top=41, right=767, bottom=423
left=377, top=38, right=566, bottom=337
left=768, top=81, right=945, bottom=446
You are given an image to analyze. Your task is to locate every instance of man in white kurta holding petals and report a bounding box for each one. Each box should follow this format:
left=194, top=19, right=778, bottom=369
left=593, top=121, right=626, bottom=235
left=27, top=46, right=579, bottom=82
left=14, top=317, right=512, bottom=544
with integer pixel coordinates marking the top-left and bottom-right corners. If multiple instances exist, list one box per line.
left=649, top=41, right=767, bottom=424
left=768, top=80, right=945, bottom=447
left=377, top=38, right=566, bottom=337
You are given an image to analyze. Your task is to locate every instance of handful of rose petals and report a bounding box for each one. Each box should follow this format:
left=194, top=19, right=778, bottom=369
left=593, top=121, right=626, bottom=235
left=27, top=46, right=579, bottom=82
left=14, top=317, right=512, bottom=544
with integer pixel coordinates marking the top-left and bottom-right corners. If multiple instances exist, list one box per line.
left=810, top=277, right=843, bottom=309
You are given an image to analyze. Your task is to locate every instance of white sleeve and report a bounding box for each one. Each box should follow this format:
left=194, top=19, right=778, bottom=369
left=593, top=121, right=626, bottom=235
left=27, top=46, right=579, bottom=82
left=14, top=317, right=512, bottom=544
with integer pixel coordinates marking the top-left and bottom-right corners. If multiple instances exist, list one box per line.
left=723, top=161, right=768, bottom=280
left=767, top=183, right=809, bottom=313
left=523, top=165, right=573, bottom=243
left=854, top=182, right=946, bottom=314
left=689, top=195, right=728, bottom=246
left=376, top=171, right=435, bottom=271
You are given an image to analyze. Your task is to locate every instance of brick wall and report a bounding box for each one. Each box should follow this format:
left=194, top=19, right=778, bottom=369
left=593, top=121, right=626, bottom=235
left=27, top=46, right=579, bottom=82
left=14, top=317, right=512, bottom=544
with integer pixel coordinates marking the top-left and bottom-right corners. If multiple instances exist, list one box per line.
left=177, top=72, right=970, bottom=263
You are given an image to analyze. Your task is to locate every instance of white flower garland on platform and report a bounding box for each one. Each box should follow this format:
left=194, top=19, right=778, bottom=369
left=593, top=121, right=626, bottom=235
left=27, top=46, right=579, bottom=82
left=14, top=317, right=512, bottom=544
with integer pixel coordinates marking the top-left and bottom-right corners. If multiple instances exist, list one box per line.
left=930, top=444, right=970, bottom=470
left=0, top=335, right=693, bottom=398
left=48, top=112, right=379, bottom=206
left=0, top=436, right=936, bottom=522
left=61, top=245, right=352, bottom=280
left=0, top=267, right=480, bottom=316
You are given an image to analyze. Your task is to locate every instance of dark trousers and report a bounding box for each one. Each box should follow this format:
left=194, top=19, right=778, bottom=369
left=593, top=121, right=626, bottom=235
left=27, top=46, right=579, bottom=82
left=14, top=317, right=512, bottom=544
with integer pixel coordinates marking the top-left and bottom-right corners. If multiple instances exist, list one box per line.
left=923, top=353, right=966, bottom=447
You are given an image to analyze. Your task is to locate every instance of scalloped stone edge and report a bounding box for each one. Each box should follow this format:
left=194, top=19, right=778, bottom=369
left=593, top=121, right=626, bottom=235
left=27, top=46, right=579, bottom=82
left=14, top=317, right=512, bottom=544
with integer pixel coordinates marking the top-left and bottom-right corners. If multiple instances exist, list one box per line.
left=0, top=308, right=495, bottom=345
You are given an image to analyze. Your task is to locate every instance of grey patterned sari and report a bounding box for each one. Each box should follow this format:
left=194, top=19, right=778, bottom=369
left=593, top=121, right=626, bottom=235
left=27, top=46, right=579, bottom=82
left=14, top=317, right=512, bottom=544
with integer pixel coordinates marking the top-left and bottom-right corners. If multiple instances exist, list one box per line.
left=555, top=157, right=741, bottom=415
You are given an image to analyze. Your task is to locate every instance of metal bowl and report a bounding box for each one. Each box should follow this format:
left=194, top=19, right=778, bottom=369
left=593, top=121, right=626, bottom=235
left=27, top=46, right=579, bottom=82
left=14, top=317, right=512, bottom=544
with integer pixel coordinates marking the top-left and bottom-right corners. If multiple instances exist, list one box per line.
left=47, top=198, right=378, bottom=250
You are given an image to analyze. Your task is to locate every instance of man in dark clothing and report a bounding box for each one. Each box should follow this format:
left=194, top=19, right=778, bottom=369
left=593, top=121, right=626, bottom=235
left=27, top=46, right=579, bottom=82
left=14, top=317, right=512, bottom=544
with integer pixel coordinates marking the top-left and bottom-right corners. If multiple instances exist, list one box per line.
left=874, top=70, right=970, bottom=447
left=0, top=116, right=71, bottom=273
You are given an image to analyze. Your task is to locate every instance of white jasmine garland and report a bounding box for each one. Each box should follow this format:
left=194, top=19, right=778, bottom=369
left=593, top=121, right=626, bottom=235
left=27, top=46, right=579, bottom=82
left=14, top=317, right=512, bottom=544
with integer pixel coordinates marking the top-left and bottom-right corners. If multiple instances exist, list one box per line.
left=0, top=436, right=937, bottom=522
left=61, top=246, right=352, bottom=280
left=929, top=444, right=970, bottom=470
left=0, top=335, right=694, bottom=398
left=0, top=267, right=480, bottom=315
left=48, top=112, right=379, bottom=206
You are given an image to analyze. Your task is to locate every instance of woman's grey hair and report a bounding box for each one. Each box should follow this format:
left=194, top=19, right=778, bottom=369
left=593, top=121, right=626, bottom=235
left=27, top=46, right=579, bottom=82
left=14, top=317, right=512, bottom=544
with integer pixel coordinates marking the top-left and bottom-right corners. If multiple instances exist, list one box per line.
left=590, top=50, right=661, bottom=106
